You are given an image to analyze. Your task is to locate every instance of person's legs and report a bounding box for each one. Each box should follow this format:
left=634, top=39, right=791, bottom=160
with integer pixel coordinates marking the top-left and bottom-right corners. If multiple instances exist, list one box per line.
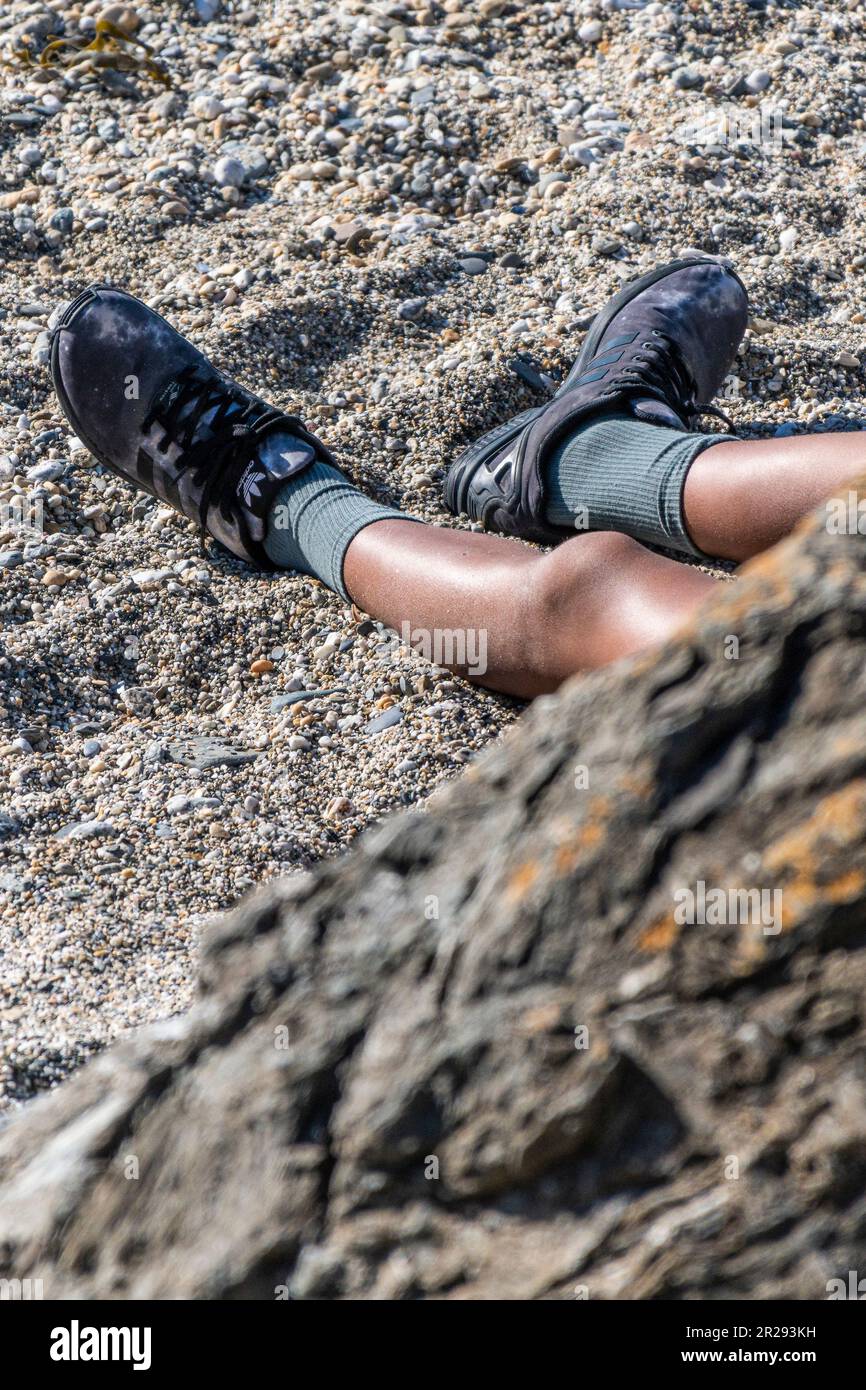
left=344, top=521, right=715, bottom=699
left=51, top=285, right=718, bottom=703
left=683, top=431, right=866, bottom=562
left=51, top=283, right=866, bottom=704
left=344, top=427, right=866, bottom=696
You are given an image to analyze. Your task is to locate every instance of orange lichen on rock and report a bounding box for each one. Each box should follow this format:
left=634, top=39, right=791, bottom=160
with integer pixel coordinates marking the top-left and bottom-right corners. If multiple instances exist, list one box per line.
left=617, top=765, right=655, bottom=801
left=518, top=1001, right=565, bottom=1035
left=554, top=822, right=604, bottom=875
left=637, top=914, right=680, bottom=953
left=761, top=780, right=866, bottom=930
left=504, top=859, right=540, bottom=905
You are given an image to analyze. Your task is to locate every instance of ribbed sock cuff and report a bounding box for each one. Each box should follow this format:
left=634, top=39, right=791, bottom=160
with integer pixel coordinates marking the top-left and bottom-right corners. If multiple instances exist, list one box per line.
left=264, top=460, right=410, bottom=601
left=545, top=412, right=736, bottom=557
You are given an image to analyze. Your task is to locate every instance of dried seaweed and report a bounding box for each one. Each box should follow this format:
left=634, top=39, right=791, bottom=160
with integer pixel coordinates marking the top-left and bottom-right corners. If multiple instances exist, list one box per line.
left=6, top=18, right=171, bottom=87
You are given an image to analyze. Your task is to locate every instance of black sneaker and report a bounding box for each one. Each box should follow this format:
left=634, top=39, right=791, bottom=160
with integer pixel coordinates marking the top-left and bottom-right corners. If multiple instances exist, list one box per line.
left=50, top=285, right=334, bottom=564
left=443, top=257, right=748, bottom=544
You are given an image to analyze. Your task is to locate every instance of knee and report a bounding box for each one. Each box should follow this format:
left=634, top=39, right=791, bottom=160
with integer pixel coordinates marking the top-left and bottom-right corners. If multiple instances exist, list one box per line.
left=529, top=530, right=642, bottom=624
left=519, top=531, right=641, bottom=674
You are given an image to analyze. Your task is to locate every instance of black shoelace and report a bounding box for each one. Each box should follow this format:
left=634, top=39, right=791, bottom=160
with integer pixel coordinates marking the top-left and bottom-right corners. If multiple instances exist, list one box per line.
left=604, top=329, right=735, bottom=430
left=141, top=364, right=301, bottom=559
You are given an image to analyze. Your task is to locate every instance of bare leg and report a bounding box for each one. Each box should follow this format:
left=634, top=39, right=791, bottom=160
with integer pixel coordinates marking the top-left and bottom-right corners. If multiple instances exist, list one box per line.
left=684, top=431, right=866, bottom=561
left=345, top=430, right=866, bottom=699
left=345, top=522, right=715, bottom=699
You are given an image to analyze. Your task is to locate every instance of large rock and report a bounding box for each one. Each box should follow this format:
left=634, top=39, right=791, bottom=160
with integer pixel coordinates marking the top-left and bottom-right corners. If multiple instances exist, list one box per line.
left=2, top=495, right=866, bottom=1300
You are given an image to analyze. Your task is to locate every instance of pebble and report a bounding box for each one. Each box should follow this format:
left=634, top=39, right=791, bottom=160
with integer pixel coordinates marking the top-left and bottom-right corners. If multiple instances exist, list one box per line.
left=745, top=69, right=771, bottom=93
left=398, top=298, right=427, bottom=321
left=271, top=688, right=333, bottom=711
left=55, top=820, right=115, bottom=841
left=458, top=257, right=489, bottom=275
left=213, top=156, right=246, bottom=189
left=365, top=707, right=404, bottom=734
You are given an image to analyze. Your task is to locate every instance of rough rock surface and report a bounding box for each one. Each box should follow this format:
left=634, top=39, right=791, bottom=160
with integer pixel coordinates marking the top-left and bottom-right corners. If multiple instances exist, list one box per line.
left=2, top=494, right=866, bottom=1300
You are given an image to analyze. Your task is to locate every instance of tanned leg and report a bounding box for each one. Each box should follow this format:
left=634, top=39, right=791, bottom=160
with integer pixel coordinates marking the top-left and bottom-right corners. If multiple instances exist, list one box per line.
left=346, top=431, right=866, bottom=698
left=344, top=522, right=715, bottom=699
left=684, top=431, right=866, bottom=561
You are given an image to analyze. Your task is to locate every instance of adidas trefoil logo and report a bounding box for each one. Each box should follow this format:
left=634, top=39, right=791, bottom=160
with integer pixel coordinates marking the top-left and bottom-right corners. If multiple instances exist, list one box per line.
left=239, top=462, right=266, bottom=507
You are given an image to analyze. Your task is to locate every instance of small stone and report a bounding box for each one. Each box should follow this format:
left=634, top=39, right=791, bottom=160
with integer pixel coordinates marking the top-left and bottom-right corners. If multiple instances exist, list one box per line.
left=398, top=298, right=427, bottom=321
left=365, top=707, right=403, bottom=734
left=745, top=69, right=771, bottom=93
left=250, top=659, right=275, bottom=675
left=192, top=93, right=224, bottom=120
left=288, top=734, right=312, bottom=751
left=42, top=569, right=70, bottom=587
left=578, top=19, right=603, bottom=43
left=779, top=227, right=798, bottom=253
left=213, top=156, right=246, bottom=188
left=543, top=180, right=568, bottom=202
left=271, top=689, right=334, bottom=712
left=131, top=569, right=173, bottom=591
left=166, top=737, right=257, bottom=770
left=26, top=461, right=64, bottom=483
left=591, top=235, right=623, bottom=257
left=458, top=257, right=489, bottom=275
left=306, top=61, right=335, bottom=82
left=835, top=352, right=861, bottom=369
left=98, top=4, right=140, bottom=30
left=55, top=820, right=114, bottom=841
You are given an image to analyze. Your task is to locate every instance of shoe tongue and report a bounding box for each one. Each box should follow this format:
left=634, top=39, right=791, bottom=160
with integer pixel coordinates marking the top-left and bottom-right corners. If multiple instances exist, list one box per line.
left=629, top=396, right=686, bottom=431
left=234, top=429, right=317, bottom=519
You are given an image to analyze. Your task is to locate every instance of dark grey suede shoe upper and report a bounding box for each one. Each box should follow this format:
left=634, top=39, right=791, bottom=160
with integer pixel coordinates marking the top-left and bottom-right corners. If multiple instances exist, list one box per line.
left=50, top=285, right=333, bottom=564
left=443, top=257, right=748, bottom=544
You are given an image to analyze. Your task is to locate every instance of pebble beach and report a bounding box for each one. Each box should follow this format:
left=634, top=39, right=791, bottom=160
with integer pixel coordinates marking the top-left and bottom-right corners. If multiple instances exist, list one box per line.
left=1, top=0, right=866, bottom=1109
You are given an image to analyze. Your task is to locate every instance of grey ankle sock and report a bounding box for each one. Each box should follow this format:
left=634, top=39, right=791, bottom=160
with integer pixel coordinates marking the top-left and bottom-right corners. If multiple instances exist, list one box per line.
left=262, top=440, right=410, bottom=600
left=544, top=411, right=736, bottom=556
